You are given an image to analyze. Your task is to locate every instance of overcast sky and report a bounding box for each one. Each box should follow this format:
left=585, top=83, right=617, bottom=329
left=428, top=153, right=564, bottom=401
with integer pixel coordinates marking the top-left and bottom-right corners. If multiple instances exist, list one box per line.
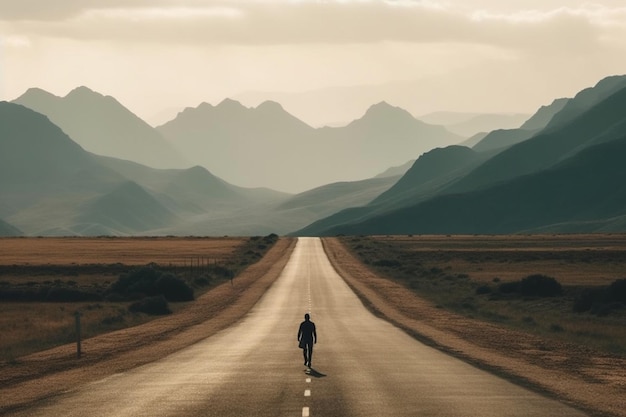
left=1, top=0, right=625, bottom=126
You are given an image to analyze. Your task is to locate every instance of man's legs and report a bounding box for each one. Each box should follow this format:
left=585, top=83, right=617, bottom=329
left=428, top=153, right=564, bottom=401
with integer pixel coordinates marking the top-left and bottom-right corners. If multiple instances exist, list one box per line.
left=305, top=343, right=313, bottom=367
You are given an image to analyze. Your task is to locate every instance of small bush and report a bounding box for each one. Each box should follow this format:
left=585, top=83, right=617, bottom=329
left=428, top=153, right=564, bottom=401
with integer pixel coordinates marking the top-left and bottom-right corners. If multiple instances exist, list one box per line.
left=573, top=279, right=626, bottom=315
left=373, top=259, right=401, bottom=268
left=519, top=274, right=562, bottom=297
left=155, top=274, right=194, bottom=302
left=550, top=324, right=564, bottom=332
left=109, top=265, right=193, bottom=301
left=573, top=288, right=605, bottom=313
left=607, top=278, right=626, bottom=303
left=194, top=276, right=211, bottom=287
left=129, top=295, right=171, bottom=315
left=475, top=285, right=492, bottom=295
left=592, top=302, right=624, bottom=317
left=498, top=281, right=520, bottom=294
left=45, top=287, right=101, bottom=302
left=210, top=265, right=234, bottom=279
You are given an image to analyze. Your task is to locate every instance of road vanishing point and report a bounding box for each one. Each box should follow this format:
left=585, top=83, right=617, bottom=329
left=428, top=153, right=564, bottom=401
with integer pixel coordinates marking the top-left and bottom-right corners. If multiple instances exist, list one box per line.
left=8, top=237, right=588, bottom=417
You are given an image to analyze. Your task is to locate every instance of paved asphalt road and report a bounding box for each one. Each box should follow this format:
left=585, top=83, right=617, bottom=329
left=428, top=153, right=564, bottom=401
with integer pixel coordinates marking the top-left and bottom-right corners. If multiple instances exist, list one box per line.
left=10, top=237, right=588, bottom=417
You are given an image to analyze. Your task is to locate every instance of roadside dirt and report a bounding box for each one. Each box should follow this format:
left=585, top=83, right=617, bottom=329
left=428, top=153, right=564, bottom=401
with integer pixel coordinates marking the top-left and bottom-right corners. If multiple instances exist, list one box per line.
left=322, top=237, right=626, bottom=417
left=2, top=236, right=625, bottom=416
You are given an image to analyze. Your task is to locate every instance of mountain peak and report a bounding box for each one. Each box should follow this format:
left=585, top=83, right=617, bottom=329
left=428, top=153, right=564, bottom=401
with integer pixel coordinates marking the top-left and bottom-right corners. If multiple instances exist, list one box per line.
left=364, top=101, right=413, bottom=119
left=216, top=98, right=247, bottom=111
left=197, top=102, right=215, bottom=110
left=14, top=87, right=57, bottom=102
left=256, top=100, right=284, bottom=111
left=67, top=85, right=100, bottom=97
left=351, top=101, right=416, bottom=127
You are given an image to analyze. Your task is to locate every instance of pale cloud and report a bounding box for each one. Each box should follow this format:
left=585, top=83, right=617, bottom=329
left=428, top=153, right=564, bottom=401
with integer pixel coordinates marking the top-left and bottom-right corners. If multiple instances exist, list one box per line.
left=0, top=1, right=614, bottom=49
left=1, top=1, right=623, bottom=57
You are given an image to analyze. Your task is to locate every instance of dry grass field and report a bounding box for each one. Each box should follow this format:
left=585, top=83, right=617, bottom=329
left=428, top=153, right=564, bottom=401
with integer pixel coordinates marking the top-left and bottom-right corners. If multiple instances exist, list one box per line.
left=341, top=234, right=626, bottom=355
left=369, top=234, right=626, bottom=286
left=0, top=236, right=253, bottom=361
left=0, top=236, right=243, bottom=266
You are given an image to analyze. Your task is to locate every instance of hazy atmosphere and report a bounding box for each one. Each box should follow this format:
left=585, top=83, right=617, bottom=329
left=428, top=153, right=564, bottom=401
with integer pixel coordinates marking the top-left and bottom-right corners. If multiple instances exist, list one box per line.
left=2, top=0, right=626, bottom=126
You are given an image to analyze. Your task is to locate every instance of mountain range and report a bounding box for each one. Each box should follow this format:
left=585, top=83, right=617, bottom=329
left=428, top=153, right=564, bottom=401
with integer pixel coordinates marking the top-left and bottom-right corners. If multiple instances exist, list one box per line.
left=13, top=87, right=189, bottom=170
left=157, top=100, right=462, bottom=192
left=3, top=73, right=626, bottom=237
left=0, top=101, right=404, bottom=235
left=418, top=112, right=530, bottom=137
left=298, top=74, right=626, bottom=235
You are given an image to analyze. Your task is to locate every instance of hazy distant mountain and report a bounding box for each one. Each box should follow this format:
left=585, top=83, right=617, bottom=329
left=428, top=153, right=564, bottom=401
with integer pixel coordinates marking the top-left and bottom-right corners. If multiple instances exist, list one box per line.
left=2, top=100, right=402, bottom=236
left=0, top=219, right=22, bottom=236
left=448, top=84, right=626, bottom=195
left=0, top=102, right=122, bottom=196
left=370, top=146, right=485, bottom=207
left=458, top=132, right=488, bottom=148
left=276, top=176, right=400, bottom=220
left=13, top=87, right=189, bottom=169
left=295, top=145, right=490, bottom=235
left=470, top=99, right=570, bottom=153
left=471, top=128, right=537, bottom=153
left=320, top=134, right=626, bottom=235
left=0, top=101, right=271, bottom=235
left=374, top=159, right=415, bottom=178
left=330, top=102, right=461, bottom=163
left=0, top=101, right=128, bottom=234
left=158, top=100, right=461, bottom=192
left=297, top=76, right=626, bottom=236
left=420, top=112, right=530, bottom=137
left=77, top=181, right=177, bottom=234
left=158, top=99, right=317, bottom=192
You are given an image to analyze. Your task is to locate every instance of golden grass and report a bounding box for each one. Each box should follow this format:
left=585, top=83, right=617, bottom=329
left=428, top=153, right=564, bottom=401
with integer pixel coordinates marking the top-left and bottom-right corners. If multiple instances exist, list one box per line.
left=0, top=236, right=245, bottom=266
left=0, top=236, right=252, bottom=361
left=369, top=234, right=626, bottom=286
left=0, top=302, right=153, bottom=360
left=343, top=234, right=626, bottom=355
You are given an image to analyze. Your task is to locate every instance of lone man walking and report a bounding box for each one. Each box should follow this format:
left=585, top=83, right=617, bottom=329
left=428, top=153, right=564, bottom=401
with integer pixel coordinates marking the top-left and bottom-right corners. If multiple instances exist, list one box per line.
left=298, top=313, right=317, bottom=368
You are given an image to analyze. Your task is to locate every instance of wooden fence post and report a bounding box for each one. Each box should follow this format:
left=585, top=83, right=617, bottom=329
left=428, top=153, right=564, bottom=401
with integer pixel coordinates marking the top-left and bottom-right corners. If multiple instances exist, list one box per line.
left=75, top=311, right=81, bottom=359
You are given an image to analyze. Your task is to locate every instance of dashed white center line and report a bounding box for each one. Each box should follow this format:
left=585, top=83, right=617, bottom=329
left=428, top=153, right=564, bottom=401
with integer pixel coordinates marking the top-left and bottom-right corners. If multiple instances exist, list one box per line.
left=302, top=406, right=310, bottom=416
left=304, top=389, right=311, bottom=397
left=306, top=378, right=311, bottom=383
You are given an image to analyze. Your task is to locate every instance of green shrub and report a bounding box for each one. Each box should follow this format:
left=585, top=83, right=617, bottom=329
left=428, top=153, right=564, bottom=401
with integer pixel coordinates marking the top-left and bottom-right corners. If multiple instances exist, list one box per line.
left=210, top=265, right=234, bottom=279
left=550, top=324, right=564, bottom=332
left=45, top=287, right=101, bottom=302
left=155, top=274, right=194, bottom=302
left=573, top=279, right=626, bottom=315
left=607, top=278, right=626, bottom=303
left=109, top=265, right=193, bottom=301
left=592, top=302, right=624, bottom=317
left=519, top=274, right=562, bottom=297
left=475, top=285, right=492, bottom=295
left=498, top=281, right=520, bottom=294
left=373, top=259, right=401, bottom=268
left=573, top=288, right=601, bottom=312
left=129, top=295, right=171, bottom=315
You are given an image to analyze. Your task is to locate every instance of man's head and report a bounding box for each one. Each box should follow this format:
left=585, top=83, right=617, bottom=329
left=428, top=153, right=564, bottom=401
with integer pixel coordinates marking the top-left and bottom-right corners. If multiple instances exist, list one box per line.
left=304, top=313, right=310, bottom=321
